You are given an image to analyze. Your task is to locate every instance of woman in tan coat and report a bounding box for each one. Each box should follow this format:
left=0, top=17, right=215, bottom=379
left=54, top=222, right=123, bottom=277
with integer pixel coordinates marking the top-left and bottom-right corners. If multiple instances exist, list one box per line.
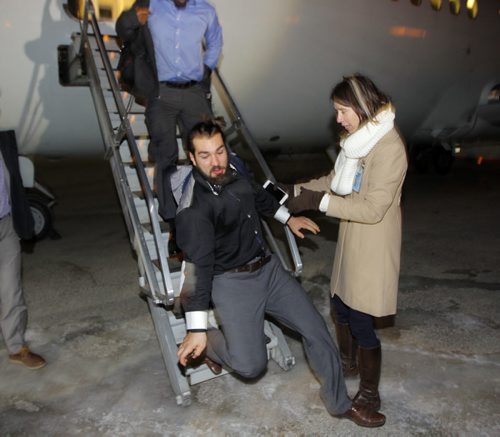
left=286, top=74, right=407, bottom=422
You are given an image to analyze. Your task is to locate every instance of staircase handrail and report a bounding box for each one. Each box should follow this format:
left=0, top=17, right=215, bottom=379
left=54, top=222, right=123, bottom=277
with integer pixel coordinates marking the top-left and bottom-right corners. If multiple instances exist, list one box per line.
left=212, top=70, right=303, bottom=275
left=81, top=0, right=175, bottom=305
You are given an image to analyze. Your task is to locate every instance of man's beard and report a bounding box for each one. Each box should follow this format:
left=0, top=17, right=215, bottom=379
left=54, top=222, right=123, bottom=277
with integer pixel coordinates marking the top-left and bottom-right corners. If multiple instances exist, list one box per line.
left=174, top=0, right=187, bottom=9
left=205, top=166, right=232, bottom=186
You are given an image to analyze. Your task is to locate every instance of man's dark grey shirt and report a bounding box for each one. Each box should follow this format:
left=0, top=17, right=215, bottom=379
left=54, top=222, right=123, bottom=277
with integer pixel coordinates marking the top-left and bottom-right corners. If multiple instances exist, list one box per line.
left=176, top=168, right=283, bottom=313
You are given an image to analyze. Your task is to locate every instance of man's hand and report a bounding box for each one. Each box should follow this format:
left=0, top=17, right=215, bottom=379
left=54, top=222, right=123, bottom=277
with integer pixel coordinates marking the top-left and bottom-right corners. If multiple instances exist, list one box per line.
left=287, top=216, right=320, bottom=239
left=136, top=6, right=149, bottom=25
left=177, top=331, right=207, bottom=366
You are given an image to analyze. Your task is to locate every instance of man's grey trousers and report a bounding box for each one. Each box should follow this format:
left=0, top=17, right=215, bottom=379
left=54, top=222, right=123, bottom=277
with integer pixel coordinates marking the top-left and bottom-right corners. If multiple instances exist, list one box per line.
left=0, top=214, right=27, bottom=354
left=207, top=255, right=352, bottom=416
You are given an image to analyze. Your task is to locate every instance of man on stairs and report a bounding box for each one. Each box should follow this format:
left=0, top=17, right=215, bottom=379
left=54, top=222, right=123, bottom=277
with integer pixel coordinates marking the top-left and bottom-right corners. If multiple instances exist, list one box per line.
left=116, top=0, right=223, bottom=232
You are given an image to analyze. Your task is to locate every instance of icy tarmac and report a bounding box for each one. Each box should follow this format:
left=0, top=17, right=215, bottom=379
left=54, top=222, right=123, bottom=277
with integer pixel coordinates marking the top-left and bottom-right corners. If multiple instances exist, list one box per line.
left=0, top=155, right=499, bottom=436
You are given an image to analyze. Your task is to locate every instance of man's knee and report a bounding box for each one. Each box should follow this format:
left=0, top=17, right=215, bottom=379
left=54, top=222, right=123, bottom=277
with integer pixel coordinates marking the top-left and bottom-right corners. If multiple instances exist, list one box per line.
left=230, top=353, right=267, bottom=379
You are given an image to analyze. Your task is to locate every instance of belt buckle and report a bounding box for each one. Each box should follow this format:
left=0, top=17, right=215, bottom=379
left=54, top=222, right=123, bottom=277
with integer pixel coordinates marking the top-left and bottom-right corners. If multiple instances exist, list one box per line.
left=248, top=258, right=260, bottom=273
left=170, top=80, right=196, bottom=89
left=228, top=254, right=269, bottom=274
left=249, top=255, right=268, bottom=273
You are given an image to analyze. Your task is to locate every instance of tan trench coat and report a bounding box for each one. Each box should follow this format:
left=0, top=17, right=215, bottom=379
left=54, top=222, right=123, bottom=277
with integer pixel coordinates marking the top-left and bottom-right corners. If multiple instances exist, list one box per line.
left=298, top=128, right=407, bottom=317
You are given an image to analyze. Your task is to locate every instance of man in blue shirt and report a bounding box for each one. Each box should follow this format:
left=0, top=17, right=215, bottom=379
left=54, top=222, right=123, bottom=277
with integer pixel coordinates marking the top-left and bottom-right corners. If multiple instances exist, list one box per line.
left=116, top=0, right=223, bottom=225
left=0, top=134, right=46, bottom=369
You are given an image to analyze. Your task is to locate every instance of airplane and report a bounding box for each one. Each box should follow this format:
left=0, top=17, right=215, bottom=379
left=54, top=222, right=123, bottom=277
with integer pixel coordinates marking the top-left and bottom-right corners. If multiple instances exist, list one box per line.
left=0, top=0, right=499, bottom=175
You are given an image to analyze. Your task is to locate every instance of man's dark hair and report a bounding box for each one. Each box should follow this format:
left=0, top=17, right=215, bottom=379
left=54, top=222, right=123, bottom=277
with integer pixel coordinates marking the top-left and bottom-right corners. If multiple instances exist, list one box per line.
left=187, top=119, right=226, bottom=154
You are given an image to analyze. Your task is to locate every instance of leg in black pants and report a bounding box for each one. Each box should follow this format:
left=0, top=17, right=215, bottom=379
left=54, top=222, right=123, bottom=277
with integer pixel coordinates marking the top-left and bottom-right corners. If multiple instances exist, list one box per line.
left=332, top=295, right=384, bottom=414
left=146, top=84, right=212, bottom=221
left=332, top=295, right=379, bottom=349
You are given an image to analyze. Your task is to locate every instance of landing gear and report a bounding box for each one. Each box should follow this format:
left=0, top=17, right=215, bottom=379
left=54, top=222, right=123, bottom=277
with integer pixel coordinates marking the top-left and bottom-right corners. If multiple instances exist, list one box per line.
left=410, top=144, right=432, bottom=173
left=410, top=144, right=454, bottom=175
left=26, top=193, right=52, bottom=240
left=25, top=188, right=60, bottom=240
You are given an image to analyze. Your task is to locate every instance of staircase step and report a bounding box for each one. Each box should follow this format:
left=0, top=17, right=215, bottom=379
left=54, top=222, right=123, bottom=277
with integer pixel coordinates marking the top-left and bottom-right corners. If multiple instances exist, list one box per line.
left=87, top=33, right=120, bottom=51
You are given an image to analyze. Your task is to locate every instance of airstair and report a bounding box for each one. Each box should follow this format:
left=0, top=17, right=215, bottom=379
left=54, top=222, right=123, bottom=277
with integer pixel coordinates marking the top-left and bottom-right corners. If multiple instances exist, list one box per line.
left=59, top=0, right=303, bottom=406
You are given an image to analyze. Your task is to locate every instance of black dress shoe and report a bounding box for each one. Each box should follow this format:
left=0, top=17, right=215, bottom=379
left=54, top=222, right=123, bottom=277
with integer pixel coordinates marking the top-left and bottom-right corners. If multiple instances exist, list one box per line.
left=168, top=237, right=182, bottom=258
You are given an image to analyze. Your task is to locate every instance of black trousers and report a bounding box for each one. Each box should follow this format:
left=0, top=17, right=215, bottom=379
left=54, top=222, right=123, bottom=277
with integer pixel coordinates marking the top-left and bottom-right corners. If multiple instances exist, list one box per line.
left=145, top=84, right=212, bottom=220
left=332, top=295, right=380, bottom=349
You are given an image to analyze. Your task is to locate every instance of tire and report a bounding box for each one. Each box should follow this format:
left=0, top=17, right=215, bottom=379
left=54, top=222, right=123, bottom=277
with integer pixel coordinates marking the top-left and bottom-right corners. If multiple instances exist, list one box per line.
left=28, top=197, right=52, bottom=240
left=433, top=147, right=454, bottom=175
left=410, top=144, right=431, bottom=174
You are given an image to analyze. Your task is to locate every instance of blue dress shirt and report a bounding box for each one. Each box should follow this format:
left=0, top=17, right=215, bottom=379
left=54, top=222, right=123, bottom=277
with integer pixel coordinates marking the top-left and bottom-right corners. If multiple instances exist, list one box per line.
left=149, top=0, right=223, bottom=82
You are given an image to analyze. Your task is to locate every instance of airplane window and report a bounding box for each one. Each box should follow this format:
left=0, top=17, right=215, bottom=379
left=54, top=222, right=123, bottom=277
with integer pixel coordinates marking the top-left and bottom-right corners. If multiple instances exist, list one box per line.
left=449, top=0, right=461, bottom=15
left=466, top=0, right=479, bottom=18
left=99, top=7, right=113, bottom=20
left=431, top=0, right=443, bottom=10
left=397, top=0, right=478, bottom=19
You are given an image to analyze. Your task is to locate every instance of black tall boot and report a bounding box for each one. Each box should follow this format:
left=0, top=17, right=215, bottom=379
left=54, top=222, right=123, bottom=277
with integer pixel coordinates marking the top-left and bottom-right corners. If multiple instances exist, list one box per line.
left=334, top=322, right=358, bottom=377
left=353, top=345, right=382, bottom=411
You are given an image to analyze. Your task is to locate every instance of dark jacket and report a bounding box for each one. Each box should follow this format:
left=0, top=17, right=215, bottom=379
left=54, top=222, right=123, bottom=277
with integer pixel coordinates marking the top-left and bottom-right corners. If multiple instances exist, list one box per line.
left=0, top=130, right=34, bottom=240
left=115, top=0, right=158, bottom=101
left=176, top=169, right=282, bottom=313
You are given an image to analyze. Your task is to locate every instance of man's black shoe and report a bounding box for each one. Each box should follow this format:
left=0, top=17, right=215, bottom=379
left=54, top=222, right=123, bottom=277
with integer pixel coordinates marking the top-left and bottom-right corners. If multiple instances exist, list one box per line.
left=168, top=237, right=183, bottom=261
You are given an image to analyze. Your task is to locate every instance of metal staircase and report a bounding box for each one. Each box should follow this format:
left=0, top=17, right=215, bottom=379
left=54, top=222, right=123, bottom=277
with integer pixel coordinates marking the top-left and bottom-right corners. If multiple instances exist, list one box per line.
left=60, top=0, right=303, bottom=406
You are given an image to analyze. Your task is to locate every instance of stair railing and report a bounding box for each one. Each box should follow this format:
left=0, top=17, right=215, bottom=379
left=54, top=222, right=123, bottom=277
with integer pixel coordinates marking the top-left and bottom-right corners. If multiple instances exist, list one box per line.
left=80, top=0, right=175, bottom=305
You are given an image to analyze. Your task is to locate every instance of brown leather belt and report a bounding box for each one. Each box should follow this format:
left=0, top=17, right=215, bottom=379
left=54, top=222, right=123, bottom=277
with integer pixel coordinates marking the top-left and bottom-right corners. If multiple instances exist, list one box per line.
left=161, top=80, right=198, bottom=89
left=226, top=255, right=271, bottom=274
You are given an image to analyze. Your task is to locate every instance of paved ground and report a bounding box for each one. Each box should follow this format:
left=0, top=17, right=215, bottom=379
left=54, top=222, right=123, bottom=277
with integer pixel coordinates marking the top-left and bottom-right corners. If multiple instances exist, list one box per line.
left=0, top=155, right=499, bottom=436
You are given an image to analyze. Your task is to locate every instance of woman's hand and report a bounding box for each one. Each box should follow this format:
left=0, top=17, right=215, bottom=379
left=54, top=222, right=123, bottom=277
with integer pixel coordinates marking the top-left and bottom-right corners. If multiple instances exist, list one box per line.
left=287, top=188, right=324, bottom=213
left=287, top=216, right=320, bottom=239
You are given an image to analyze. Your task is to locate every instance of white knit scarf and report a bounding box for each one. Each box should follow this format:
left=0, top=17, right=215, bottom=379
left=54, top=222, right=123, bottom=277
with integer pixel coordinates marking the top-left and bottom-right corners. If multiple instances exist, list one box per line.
left=331, top=106, right=395, bottom=195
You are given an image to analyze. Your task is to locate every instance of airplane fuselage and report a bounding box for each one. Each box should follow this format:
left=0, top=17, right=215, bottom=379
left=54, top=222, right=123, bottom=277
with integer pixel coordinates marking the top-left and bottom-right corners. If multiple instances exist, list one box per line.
left=0, top=0, right=499, bottom=156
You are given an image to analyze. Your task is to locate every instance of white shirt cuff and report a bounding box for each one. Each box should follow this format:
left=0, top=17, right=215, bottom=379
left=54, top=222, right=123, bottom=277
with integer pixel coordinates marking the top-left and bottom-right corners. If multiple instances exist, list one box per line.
left=319, top=194, right=331, bottom=212
left=185, top=311, right=208, bottom=330
left=274, top=205, right=291, bottom=224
